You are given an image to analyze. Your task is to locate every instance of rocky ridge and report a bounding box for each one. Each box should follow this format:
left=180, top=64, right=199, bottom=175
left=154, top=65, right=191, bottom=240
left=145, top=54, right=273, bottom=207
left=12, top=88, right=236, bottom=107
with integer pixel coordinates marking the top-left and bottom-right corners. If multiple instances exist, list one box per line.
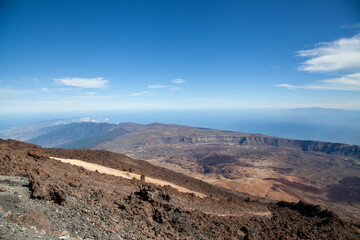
left=158, top=134, right=360, bottom=157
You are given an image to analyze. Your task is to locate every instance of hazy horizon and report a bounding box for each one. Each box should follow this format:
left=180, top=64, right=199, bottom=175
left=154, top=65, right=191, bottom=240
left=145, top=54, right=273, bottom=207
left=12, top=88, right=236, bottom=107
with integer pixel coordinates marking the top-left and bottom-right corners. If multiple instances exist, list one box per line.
left=1, top=107, right=360, bottom=146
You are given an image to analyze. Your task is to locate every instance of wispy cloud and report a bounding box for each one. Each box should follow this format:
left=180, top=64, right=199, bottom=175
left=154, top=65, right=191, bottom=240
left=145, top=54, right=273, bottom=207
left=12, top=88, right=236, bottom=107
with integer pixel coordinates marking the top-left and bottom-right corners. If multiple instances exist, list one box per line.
left=193, top=98, right=224, bottom=102
left=269, top=65, right=281, bottom=69
left=0, top=88, right=22, bottom=94
left=0, top=88, right=33, bottom=95
left=169, top=87, right=181, bottom=91
left=131, top=91, right=152, bottom=96
left=68, top=95, right=114, bottom=100
left=23, top=76, right=39, bottom=83
left=54, top=77, right=109, bottom=88
left=172, top=78, right=187, bottom=84
left=279, top=34, right=360, bottom=91
left=55, top=87, right=82, bottom=92
left=277, top=72, right=360, bottom=91
left=297, top=34, right=360, bottom=72
left=340, top=23, right=360, bottom=29
left=147, top=79, right=187, bottom=90
left=148, top=84, right=171, bottom=89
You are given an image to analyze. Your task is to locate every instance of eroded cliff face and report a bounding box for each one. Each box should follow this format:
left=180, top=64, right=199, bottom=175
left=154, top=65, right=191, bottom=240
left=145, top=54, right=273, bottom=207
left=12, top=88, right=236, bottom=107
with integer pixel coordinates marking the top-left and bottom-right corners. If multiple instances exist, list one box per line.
left=158, top=135, right=360, bottom=157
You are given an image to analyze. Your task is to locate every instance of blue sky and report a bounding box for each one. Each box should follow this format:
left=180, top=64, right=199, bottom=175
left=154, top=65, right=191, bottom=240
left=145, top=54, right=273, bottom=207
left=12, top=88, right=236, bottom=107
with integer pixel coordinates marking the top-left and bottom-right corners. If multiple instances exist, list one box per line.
left=0, top=0, right=360, bottom=113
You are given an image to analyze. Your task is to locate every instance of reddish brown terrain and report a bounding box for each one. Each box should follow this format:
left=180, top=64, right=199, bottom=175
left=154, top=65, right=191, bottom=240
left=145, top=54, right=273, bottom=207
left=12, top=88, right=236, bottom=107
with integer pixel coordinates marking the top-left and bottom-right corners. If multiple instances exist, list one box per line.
left=18, top=122, right=360, bottom=220
left=84, top=123, right=360, bottom=221
left=1, top=139, right=359, bottom=239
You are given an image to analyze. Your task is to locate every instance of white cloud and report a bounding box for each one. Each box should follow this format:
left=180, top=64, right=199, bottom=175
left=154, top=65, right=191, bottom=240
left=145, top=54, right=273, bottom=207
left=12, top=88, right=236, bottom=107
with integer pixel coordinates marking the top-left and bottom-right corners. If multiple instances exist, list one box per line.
left=172, top=78, right=187, bottom=84
left=169, top=87, right=181, bottom=91
left=0, top=88, right=32, bottom=94
left=277, top=72, right=360, bottom=91
left=55, top=87, right=82, bottom=92
left=269, top=65, right=281, bottom=69
left=68, top=95, right=114, bottom=100
left=85, top=92, right=96, bottom=95
left=54, top=77, right=109, bottom=88
left=193, top=98, right=224, bottom=102
left=23, top=77, right=39, bottom=83
left=259, top=101, right=360, bottom=110
left=148, top=85, right=170, bottom=89
left=340, top=23, right=360, bottom=29
left=297, top=34, right=360, bottom=72
left=131, top=91, right=152, bottom=96
left=279, top=34, right=360, bottom=92
left=0, top=88, right=20, bottom=94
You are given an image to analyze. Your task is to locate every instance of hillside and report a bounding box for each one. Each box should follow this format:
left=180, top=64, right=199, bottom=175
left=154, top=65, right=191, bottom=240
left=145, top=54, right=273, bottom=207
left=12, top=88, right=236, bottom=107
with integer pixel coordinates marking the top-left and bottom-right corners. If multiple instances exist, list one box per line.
left=92, top=123, right=360, bottom=220
left=3, top=122, right=360, bottom=220
left=22, top=122, right=360, bottom=157
left=1, top=139, right=359, bottom=239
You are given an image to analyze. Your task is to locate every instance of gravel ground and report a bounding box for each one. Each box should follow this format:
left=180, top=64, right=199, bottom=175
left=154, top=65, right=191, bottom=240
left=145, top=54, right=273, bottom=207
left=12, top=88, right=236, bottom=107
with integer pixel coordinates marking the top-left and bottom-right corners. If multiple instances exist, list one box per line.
left=0, top=175, right=114, bottom=240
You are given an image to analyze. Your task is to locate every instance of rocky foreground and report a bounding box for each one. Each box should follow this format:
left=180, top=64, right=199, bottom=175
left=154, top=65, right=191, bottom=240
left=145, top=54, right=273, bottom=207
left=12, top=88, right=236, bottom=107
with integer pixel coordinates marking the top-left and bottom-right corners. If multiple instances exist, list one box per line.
left=0, top=139, right=359, bottom=239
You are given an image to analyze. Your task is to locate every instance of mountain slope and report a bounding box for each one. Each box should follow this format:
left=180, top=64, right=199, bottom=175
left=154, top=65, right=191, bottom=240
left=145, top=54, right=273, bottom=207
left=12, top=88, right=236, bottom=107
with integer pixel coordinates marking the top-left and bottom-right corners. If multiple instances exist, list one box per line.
left=0, top=117, right=99, bottom=141
left=0, top=139, right=359, bottom=239
left=28, top=122, right=119, bottom=148
left=92, top=123, right=360, bottom=220
left=5, top=122, right=360, bottom=220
